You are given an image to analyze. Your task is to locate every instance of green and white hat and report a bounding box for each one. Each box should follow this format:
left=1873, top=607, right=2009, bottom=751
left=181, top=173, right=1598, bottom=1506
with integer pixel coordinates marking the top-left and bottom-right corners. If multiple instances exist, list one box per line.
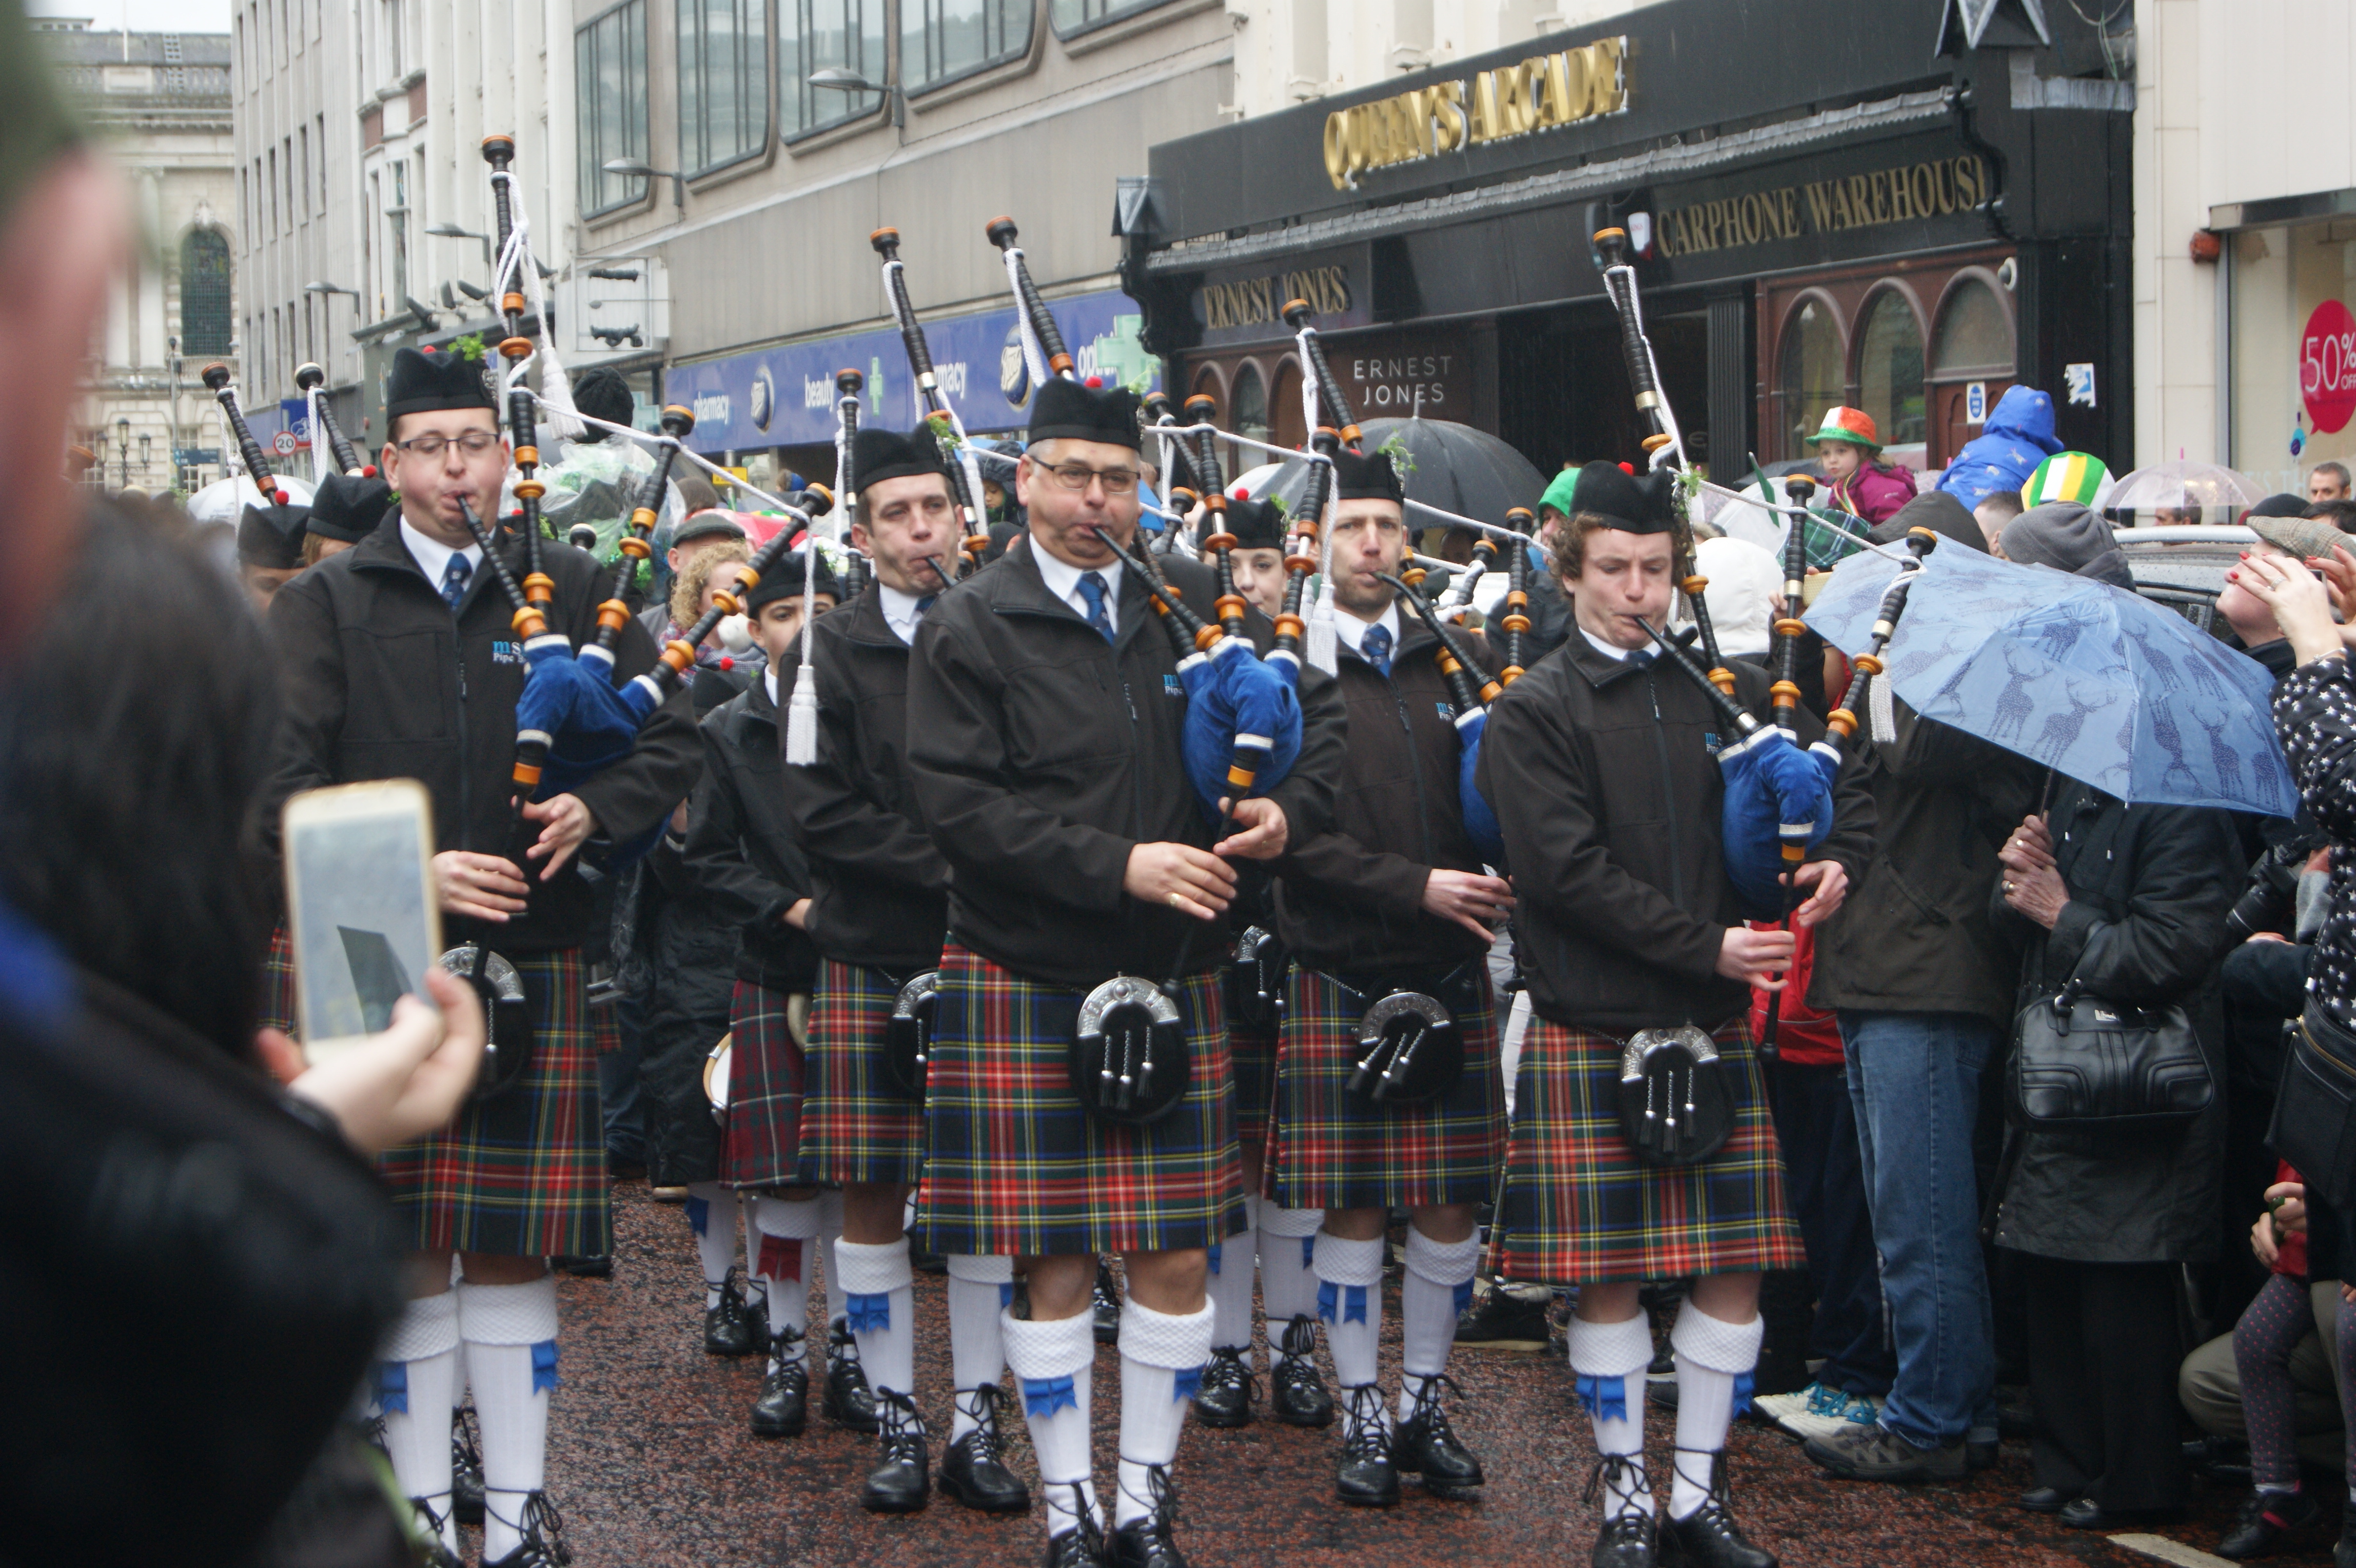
left=2021, top=451, right=2113, bottom=509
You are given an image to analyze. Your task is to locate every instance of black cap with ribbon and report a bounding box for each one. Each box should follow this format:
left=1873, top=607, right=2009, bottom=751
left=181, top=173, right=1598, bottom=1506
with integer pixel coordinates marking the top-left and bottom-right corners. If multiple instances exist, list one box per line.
left=1028, top=377, right=1140, bottom=450
left=852, top=425, right=951, bottom=492
left=305, top=472, right=392, bottom=544
left=384, top=346, right=496, bottom=424
left=237, top=501, right=310, bottom=569
left=744, top=544, right=842, bottom=615
left=1569, top=461, right=1675, bottom=534
left=1331, top=448, right=1404, bottom=504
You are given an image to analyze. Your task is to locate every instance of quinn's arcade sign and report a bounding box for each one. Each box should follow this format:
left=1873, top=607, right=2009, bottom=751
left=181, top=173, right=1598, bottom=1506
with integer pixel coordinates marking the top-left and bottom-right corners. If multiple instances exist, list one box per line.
left=1322, top=35, right=1629, bottom=191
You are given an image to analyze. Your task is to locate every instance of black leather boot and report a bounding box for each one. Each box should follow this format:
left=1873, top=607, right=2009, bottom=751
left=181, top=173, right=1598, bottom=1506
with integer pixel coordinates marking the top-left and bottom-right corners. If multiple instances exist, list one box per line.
left=480, top=1490, right=572, bottom=1567
left=1394, top=1373, right=1483, bottom=1498
left=1584, top=1454, right=1657, bottom=1568
left=749, top=1326, right=810, bottom=1438
left=1042, top=1482, right=1107, bottom=1568
left=1107, top=1463, right=1189, bottom=1568
left=450, top=1407, right=484, bottom=1523
left=1334, top=1384, right=1400, bottom=1507
left=702, top=1268, right=762, bottom=1357
left=822, top=1321, right=880, bottom=1432
left=1659, top=1451, right=1776, bottom=1568
left=861, top=1389, right=932, bottom=1513
left=407, top=1497, right=463, bottom=1568
left=1191, top=1346, right=1255, bottom=1429
left=1269, top=1316, right=1334, bottom=1428
left=1092, top=1260, right=1122, bottom=1345
left=940, top=1384, right=1031, bottom=1513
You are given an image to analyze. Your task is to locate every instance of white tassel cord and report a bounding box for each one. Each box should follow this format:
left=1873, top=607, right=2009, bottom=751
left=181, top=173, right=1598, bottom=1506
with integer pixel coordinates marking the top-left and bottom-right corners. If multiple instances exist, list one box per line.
left=488, top=169, right=581, bottom=440
left=1293, top=328, right=1322, bottom=440
left=1003, top=246, right=1050, bottom=389
left=784, top=535, right=822, bottom=765
left=1306, top=475, right=1340, bottom=675
left=306, top=384, right=327, bottom=484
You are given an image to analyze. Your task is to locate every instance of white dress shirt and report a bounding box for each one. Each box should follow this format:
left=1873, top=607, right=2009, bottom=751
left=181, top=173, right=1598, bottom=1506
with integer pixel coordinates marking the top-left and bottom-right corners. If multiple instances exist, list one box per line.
left=399, top=517, right=484, bottom=592
left=1032, top=546, right=1123, bottom=637
left=879, top=581, right=932, bottom=647
left=1333, top=599, right=1403, bottom=657
left=1580, top=625, right=1647, bottom=663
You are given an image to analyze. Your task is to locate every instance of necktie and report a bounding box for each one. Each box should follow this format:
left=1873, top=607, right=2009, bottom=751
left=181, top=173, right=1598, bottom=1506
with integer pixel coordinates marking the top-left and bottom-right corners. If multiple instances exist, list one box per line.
left=439, top=554, right=473, bottom=613
left=913, top=594, right=936, bottom=618
left=1360, top=623, right=1392, bottom=677
left=1627, top=647, right=1655, bottom=668
left=1076, top=571, right=1114, bottom=643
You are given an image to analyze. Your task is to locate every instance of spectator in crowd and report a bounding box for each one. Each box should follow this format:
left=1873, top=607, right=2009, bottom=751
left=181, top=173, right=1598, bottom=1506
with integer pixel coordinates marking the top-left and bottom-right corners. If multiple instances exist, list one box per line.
left=1810, top=407, right=1918, bottom=524
left=1988, top=778, right=2240, bottom=1529
left=1974, top=488, right=2024, bottom=552
left=1808, top=491, right=2041, bottom=1485
left=2309, top=462, right=2351, bottom=505
left=2187, top=1173, right=2351, bottom=1559
left=2001, top=502, right=2133, bottom=589
left=1934, top=386, right=2065, bottom=513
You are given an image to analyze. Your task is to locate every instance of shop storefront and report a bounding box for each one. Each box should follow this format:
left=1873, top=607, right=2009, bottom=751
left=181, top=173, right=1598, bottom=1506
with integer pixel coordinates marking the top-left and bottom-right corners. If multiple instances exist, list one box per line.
left=1132, top=0, right=2133, bottom=491
left=662, top=288, right=1159, bottom=491
left=2215, top=189, right=2356, bottom=497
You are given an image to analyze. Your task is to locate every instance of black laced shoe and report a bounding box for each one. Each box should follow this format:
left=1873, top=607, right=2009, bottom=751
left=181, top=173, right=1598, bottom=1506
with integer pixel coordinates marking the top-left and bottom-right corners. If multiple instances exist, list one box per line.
left=862, top=1389, right=932, bottom=1513
left=941, top=1385, right=1031, bottom=1513
left=1584, top=1455, right=1658, bottom=1568
left=451, top=1407, right=485, bottom=1523
left=1093, top=1261, right=1122, bottom=1345
left=482, top=1491, right=572, bottom=1568
left=1107, top=1464, right=1189, bottom=1568
left=750, top=1326, right=810, bottom=1438
left=1395, top=1373, right=1483, bottom=1498
left=823, top=1322, right=881, bottom=1432
left=1334, top=1384, right=1400, bottom=1507
left=1191, top=1346, right=1255, bottom=1429
left=2219, top=1488, right=2322, bottom=1560
left=1660, top=1451, right=1776, bottom=1568
left=703, top=1268, right=762, bottom=1357
left=1043, top=1484, right=1106, bottom=1568
left=406, top=1497, right=463, bottom=1568
left=1270, top=1316, right=1334, bottom=1428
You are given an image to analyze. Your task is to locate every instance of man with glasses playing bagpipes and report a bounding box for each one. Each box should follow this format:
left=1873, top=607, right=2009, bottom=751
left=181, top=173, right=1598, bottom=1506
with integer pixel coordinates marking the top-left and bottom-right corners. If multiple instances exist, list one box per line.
left=906, top=376, right=1342, bottom=1568
left=263, top=346, right=701, bottom=1568
left=780, top=423, right=1031, bottom=1519
left=1258, top=445, right=1513, bottom=1507
left=1476, top=462, right=1872, bottom=1568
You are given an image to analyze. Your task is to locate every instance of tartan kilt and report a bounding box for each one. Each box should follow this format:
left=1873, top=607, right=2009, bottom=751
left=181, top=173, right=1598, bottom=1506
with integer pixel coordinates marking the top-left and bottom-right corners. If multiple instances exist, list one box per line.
left=259, top=924, right=297, bottom=1038
left=1265, top=965, right=1506, bottom=1212
left=797, top=958, right=929, bottom=1188
left=916, top=944, right=1245, bottom=1258
left=377, top=947, right=610, bottom=1259
left=719, top=979, right=809, bottom=1190
left=1230, top=1009, right=1280, bottom=1150
left=1488, top=1015, right=1804, bottom=1285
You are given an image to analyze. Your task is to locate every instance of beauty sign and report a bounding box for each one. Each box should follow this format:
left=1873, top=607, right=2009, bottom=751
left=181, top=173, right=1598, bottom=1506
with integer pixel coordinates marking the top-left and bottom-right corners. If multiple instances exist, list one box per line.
left=2302, top=298, right=2356, bottom=435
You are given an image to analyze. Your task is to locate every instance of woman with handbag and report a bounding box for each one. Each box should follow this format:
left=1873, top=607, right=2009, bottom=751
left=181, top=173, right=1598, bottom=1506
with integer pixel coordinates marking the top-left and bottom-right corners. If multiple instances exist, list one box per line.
left=1990, top=786, right=2241, bottom=1527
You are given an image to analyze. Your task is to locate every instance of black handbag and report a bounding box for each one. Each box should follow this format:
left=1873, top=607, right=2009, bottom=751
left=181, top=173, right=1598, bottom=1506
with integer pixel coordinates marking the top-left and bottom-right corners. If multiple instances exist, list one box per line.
left=2269, top=1006, right=2356, bottom=1209
left=2007, top=978, right=2212, bottom=1133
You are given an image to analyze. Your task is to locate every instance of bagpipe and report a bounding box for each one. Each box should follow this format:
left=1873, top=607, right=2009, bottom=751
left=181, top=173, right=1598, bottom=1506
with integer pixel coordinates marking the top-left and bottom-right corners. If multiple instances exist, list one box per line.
left=293, top=362, right=376, bottom=480
left=1591, top=224, right=1839, bottom=928
left=201, top=362, right=292, bottom=507
left=872, top=227, right=993, bottom=573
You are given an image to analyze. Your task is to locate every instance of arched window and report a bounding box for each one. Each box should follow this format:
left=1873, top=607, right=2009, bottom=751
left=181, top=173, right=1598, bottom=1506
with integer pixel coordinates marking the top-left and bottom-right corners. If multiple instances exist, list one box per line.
left=1856, top=288, right=1927, bottom=448
left=1229, top=360, right=1268, bottom=476
left=1932, top=276, right=2013, bottom=377
left=180, top=227, right=232, bottom=355
left=1776, top=297, right=1842, bottom=459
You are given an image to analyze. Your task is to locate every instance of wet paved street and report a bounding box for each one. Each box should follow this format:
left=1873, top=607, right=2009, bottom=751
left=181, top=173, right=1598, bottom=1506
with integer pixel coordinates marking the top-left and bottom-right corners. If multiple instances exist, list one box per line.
left=503, top=1181, right=2338, bottom=1568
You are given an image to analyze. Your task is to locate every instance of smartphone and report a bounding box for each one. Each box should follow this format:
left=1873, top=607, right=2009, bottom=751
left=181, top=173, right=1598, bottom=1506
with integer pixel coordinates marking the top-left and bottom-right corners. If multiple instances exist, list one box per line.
left=282, top=779, right=443, bottom=1066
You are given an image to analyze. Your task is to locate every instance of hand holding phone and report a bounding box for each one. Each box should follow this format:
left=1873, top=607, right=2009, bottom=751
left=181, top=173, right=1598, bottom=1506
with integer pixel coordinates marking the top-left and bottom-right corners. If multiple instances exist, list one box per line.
left=257, top=967, right=486, bottom=1153
left=283, top=780, right=444, bottom=1067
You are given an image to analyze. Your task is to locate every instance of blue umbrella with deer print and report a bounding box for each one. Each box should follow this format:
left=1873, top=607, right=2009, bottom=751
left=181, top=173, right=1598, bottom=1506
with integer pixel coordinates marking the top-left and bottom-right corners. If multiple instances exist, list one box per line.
left=1803, top=542, right=2294, bottom=816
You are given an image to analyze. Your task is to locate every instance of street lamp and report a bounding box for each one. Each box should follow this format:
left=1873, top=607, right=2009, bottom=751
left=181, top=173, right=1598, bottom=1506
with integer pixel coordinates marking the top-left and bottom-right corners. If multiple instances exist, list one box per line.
left=138, top=433, right=151, bottom=475
left=426, top=221, right=495, bottom=269
left=808, top=65, right=904, bottom=129
left=115, top=417, right=130, bottom=490
left=601, top=159, right=685, bottom=210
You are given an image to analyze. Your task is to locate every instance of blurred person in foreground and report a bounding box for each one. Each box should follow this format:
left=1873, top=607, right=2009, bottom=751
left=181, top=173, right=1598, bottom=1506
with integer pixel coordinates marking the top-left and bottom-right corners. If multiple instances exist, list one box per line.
left=0, top=11, right=485, bottom=1562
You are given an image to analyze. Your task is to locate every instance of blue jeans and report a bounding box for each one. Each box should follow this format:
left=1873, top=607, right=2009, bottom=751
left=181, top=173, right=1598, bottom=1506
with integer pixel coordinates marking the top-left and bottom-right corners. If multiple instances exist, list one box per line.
left=1839, top=1009, right=1997, bottom=1449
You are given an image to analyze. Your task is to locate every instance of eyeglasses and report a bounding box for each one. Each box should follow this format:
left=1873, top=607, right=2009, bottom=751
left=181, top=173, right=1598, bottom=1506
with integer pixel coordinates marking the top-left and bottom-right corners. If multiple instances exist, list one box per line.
left=394, top=430, right=502, bottom=459
left=1036, top=460, right=1140, bottom=496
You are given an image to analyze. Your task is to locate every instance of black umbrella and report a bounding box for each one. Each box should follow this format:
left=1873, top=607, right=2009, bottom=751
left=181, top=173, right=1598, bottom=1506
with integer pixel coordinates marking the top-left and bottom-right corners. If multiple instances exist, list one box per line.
left=1251, top=417, right=1547, bottom=531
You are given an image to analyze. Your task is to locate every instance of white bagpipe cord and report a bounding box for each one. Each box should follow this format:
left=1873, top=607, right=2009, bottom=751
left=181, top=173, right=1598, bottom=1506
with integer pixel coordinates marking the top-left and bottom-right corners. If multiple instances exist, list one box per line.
left=784, top=534, right=822, bottom=765
left=489, top=169, right=582, bottom=440
left=1307, top=479, right=1340, bottom=675
left=1001, top=246, right=1050, bottom=389
left=306, top=383, right=327, bottom=484
left=1293, top=328, right=1322, bottom=440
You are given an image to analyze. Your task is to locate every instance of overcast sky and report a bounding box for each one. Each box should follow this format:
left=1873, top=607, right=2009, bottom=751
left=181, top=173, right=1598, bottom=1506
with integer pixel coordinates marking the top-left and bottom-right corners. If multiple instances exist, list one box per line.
left=31, top=0, right=230, bottom=32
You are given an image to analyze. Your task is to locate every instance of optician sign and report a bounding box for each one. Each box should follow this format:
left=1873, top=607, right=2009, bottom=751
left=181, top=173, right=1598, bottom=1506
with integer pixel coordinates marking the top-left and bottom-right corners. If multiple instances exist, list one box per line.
left=665, top=289, right=1157, bottom=453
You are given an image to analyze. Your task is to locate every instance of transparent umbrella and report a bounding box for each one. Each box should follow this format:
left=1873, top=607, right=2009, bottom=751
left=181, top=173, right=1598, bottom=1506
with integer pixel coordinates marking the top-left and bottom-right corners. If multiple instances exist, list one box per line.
left=2103, top=459, right=2268, bottom=524
left=185, top=472, right=318, bottom=526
